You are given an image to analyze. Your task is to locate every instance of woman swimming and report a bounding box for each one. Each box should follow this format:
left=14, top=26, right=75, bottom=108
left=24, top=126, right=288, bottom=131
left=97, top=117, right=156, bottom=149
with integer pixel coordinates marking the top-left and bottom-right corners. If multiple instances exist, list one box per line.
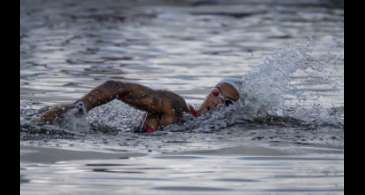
left=33, top=79, right=242, bottom=132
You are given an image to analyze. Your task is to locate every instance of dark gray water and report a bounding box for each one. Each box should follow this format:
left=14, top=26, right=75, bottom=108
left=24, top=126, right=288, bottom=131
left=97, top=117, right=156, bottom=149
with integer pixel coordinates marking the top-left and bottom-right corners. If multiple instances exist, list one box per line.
left=20, top=0, right=344, bottom=194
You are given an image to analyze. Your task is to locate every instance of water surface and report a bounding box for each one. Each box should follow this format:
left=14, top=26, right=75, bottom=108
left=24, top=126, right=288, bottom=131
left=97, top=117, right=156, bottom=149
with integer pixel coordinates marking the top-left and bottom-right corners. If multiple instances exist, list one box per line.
left=20, top=0, right=344, bottom=194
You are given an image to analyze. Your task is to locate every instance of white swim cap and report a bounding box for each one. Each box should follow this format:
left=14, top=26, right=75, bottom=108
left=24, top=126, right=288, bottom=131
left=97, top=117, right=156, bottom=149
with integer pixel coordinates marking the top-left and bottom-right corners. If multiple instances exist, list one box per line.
left=218, top=78, right=242, bottom=93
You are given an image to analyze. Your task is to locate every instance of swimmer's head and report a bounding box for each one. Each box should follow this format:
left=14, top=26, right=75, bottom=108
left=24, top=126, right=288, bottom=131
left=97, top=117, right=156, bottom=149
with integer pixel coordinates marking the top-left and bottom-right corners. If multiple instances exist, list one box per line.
left=198, top=79, right=240, bottom=115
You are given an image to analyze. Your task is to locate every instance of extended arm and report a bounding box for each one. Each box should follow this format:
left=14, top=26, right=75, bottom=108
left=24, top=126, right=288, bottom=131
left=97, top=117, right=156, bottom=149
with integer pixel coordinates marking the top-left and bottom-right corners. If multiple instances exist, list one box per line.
left=36, top=80, right=160, bottom=124
left=35, top=80, right=192, bottom=131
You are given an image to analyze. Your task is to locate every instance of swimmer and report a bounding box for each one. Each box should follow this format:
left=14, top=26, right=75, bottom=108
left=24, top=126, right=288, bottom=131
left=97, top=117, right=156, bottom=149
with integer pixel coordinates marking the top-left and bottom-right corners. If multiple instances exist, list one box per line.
left=33, top=79, right=241, bottom=133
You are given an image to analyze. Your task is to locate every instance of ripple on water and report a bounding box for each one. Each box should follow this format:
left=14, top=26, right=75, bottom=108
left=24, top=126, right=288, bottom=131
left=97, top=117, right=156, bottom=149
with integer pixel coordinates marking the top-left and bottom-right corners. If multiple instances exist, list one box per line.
left=153, top=155, right=206, bottom=160
left=154, top=186, right=233, bottom=192
left=85, top=163, right=131, bottom=167
left=213, top=178, right=259, bottom=182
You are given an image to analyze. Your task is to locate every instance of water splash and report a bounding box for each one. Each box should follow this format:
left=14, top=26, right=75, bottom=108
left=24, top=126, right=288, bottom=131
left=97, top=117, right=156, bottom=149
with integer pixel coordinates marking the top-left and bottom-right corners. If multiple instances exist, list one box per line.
left=236, top=36, right=343, bottom=127
left=163, top=36, right=344, bottom=132
left=87, top=100, right=144, bottom=133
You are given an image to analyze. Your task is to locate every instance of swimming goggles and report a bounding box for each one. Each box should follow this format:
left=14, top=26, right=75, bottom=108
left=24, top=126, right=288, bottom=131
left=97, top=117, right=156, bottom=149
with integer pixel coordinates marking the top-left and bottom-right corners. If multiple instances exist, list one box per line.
left=211, top=87, right=235, bottom=106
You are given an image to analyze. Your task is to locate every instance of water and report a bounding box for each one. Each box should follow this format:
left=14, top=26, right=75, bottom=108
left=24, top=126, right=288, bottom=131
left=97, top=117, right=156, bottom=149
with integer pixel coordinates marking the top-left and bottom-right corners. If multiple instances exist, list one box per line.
left=20, top=0, right=344, bottom=194
left=21, top=146, right=343, bottom=195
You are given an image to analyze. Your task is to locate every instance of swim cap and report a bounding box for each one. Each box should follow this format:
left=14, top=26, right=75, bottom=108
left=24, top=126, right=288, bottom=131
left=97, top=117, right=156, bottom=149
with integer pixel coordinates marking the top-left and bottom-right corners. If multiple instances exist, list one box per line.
left=218, top=78, right=242, bottom=94
left=218, top=78, right=245, bottom=108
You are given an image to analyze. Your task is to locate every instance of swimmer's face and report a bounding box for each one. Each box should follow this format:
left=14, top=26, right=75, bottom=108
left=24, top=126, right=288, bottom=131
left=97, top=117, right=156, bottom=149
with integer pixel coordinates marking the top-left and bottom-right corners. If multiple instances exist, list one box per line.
left=198, top=83, right=240, bottom=115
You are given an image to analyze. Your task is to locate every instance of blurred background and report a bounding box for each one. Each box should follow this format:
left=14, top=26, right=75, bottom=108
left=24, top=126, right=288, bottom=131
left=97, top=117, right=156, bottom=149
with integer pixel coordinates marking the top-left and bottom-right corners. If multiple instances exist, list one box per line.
left=20, top=0, right=344, bottom=107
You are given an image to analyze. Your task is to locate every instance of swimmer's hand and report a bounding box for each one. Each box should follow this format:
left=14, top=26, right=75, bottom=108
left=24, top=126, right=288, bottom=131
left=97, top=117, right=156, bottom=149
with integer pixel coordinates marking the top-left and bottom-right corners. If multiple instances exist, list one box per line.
left=31, top=100, right=86, bottom=125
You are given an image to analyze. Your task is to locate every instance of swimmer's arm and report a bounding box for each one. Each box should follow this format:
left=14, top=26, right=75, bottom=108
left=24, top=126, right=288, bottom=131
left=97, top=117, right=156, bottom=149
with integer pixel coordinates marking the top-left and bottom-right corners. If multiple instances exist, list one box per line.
left=35, top=81, right=155, bottom=123
left=80, top=80, right=156, bottom=112
left=80, top=80, right=125, bottom=111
